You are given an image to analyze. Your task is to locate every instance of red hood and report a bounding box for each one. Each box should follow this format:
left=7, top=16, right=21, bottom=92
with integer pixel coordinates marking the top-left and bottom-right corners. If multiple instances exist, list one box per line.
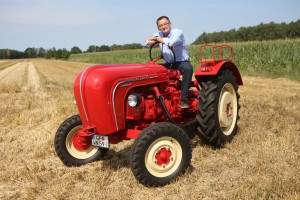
left=74, top=63, right=168, bottom=134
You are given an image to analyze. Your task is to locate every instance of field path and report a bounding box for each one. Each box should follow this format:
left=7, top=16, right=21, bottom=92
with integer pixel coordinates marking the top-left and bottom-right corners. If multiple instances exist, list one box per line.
left=23, top=62, right=40, bottom=91
left=0, top=61, right=41, bottom=91
left=0, top=62, right=24, bottom=84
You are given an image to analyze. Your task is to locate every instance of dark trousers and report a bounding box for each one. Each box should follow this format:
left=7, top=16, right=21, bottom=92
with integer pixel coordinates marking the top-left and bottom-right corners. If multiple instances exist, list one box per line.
left=165, top=61, right=193, bottom=102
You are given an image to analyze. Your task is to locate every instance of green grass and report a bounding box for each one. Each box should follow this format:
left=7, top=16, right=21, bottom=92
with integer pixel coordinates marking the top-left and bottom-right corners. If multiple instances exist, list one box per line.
left=69, top=39, right=300, bottom=81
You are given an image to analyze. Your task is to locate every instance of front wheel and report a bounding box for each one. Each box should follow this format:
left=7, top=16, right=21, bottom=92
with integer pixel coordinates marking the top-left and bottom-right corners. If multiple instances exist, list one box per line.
left=130, top=122, right=191, bottom=186
left=196, top=69, right=240, bottom=147
left=54, top=115, right=108, bottom=166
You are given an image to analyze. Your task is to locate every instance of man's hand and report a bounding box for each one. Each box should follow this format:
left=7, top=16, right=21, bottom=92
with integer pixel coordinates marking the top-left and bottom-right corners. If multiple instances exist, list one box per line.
left=145, top=36, right=164, bottom=46
left=145, top=39, right=157, bottom=46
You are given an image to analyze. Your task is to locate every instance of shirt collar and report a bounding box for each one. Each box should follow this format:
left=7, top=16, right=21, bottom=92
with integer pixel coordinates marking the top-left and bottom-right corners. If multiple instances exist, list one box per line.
left=160, top=28, right=172, bottom=38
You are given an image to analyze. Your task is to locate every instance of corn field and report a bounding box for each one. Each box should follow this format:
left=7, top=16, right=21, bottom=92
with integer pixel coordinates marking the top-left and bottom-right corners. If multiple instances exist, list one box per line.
left=69, top=39, right=300, bottom=81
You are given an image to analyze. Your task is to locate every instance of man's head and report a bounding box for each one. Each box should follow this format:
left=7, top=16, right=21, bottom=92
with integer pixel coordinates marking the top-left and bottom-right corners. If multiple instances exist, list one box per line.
left=156, top=16, right=172, bottom=36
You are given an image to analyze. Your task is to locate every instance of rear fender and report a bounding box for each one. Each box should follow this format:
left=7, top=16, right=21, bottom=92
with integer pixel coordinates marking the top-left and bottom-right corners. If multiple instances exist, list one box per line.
left=195, top=61, right=243, bottom=85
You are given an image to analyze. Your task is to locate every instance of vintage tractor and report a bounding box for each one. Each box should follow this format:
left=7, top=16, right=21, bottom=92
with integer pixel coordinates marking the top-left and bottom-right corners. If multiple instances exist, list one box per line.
left=54, top=44, right=243, bottom=186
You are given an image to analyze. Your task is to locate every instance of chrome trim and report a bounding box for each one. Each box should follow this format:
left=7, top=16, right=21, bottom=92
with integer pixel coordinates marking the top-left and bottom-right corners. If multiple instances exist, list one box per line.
left=79, top=66, right=92, bottom=122
left=112, top=75, right=159, bottom=131
left=112, top=81, right=125, bottom=131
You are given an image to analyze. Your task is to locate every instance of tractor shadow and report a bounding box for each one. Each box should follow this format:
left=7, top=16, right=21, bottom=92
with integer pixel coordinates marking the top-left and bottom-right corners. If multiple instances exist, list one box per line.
left=99, top=134, right=209, bottom=172
left=101, top=147, right=132, bottom=170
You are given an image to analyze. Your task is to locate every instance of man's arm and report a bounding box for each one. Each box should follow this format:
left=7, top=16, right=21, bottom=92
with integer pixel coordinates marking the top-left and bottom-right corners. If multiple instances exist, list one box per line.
left=145, top=34, right=165, bottom=46
left=162, top=29, right=183, bottom=47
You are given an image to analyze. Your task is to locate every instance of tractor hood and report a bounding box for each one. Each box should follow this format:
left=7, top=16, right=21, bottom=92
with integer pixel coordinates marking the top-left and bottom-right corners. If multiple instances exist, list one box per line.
left=74, top=63, right=168, bottom=134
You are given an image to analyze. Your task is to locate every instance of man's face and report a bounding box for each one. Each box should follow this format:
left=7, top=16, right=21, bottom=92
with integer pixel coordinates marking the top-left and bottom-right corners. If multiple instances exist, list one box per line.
left=157, top=18, right=172, bottom=36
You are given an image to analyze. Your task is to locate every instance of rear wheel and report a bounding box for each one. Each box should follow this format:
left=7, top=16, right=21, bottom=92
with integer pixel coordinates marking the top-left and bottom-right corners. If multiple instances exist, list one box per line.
left=130, top=122, right=191, bottom=186
left=54, top=115, right=108, bottom=166
left=196, top=69, right=240, bottom=147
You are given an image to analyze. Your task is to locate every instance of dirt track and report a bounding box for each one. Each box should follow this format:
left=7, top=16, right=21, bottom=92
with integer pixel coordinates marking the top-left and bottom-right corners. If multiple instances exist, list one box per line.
left=0, top=59, right=299, bottom=199
left=0, top=61, right=40, bottom=91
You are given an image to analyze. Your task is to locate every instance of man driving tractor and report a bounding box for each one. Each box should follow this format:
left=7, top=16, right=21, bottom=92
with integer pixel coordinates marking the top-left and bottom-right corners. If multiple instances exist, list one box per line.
left=145, top=16, right=193, bottom=109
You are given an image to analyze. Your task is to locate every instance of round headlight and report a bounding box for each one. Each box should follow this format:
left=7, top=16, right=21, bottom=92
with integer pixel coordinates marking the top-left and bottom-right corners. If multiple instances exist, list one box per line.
left=127, top=93, right=141, bottom=108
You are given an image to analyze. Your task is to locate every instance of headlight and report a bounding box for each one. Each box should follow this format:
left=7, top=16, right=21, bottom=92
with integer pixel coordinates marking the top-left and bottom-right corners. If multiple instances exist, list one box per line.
left=127, top=93, right=141, bottom=108
left=73, top=96, right=77, bottom=105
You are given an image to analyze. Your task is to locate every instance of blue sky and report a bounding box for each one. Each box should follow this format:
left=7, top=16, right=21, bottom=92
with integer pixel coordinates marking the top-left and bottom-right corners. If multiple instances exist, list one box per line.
left=0, top=0, right=299, bottom=51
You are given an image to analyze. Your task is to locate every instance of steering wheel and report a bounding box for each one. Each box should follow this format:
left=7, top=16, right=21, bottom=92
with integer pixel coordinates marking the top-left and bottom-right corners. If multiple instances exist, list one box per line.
left=149, top=42, right=176, bottom=67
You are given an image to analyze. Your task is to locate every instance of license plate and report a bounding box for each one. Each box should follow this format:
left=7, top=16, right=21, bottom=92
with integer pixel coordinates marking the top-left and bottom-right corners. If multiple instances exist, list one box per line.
left=92, top=135, right=109, bottom=148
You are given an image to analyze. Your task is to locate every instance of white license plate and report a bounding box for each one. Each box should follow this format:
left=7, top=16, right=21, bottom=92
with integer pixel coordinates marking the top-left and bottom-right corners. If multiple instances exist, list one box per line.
left=92, top=135, right=109, bottom=148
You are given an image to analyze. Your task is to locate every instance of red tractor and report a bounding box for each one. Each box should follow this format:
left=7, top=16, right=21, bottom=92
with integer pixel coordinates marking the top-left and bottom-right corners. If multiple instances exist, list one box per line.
left=54, top=44, right=243, bottom=186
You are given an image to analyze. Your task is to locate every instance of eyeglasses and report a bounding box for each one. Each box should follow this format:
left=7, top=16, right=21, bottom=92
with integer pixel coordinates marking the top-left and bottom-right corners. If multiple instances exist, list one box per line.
left=157, top=22, right=170, bottom=28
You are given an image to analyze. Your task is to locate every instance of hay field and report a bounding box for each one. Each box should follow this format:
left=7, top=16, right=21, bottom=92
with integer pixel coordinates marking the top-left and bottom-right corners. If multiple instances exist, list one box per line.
left=0, top=59, right=299, bottom=199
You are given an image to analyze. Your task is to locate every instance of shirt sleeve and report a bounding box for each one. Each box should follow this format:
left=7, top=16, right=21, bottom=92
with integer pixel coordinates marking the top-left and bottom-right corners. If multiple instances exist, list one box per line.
left=145, top=33, right=160, bottom=46
left=162, top=29, right=184, bottom=47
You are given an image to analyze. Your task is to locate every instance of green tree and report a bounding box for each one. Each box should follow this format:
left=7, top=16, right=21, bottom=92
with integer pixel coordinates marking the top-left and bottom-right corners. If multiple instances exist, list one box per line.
left=192, top=19, right=300, bottom=44
left=110, top=44, right=122, bottom=51
left=24, top=48, right=37, bottom=58
left=99, top=45, right=110, bottom=52
left=61, top=48, right=70, bottom=60
left=45, top=47, right=56, bottom=59
left=86, top=45, right=97, bottom=52
left=70, top=46, right=82, bottom=54
left=37, top=47, right=46, bottom=57
left=55, top=49, right=62, bottom=59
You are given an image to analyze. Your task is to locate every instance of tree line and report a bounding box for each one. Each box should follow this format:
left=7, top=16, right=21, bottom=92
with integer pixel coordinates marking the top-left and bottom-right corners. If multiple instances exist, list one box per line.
left=0, top=47, right=69, bottom=60
left=0, top=43, right=144, bottom=60
left=192, top=19, right=300, bottom=45
left=1, top=19, right=299, bottom=60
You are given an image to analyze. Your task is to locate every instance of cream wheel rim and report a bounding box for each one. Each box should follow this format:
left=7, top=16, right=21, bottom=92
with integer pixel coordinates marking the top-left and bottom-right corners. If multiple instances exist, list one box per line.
left=145, top=136, right=182, bottom=177
left=66, top=125, right=98, bottom=159
left=218, top=83, right=238, bottom=136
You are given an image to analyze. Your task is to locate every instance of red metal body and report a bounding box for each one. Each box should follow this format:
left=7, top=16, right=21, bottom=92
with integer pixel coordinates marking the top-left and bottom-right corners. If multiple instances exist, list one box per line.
left=196, top=44, right=243, bottom=85
left=73, top=44, right=243, bottom=145
left=74, top=64, right=168, bottom=134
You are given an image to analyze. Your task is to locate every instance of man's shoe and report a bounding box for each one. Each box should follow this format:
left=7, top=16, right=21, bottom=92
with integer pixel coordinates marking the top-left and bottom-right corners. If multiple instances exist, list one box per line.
left=180, top=101, right=189, bottom=109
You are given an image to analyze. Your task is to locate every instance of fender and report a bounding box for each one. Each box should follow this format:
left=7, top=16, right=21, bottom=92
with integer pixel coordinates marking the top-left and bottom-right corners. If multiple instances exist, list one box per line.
left=195, top=60, right=243, bottom=85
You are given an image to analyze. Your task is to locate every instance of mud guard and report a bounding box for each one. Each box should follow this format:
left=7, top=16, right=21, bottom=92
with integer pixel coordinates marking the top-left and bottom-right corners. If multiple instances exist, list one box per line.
left=195, top=61, right=243, bottom=85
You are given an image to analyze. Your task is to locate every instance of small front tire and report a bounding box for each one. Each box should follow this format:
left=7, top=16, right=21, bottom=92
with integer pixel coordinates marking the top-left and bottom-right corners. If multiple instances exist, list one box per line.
left=130, top=122, right=191, bottom=186
left=54, top=115, right=108, bottom=166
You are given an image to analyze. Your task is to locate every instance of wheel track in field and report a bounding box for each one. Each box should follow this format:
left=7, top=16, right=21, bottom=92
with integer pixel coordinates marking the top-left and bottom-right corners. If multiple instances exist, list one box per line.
left=0, top=61, right=41, bottom=92
left=32, top=60, right=70, bottom=90
left=0, top=60, right=19, bottom=71
left=22, top=62, right=41, bottom=91
left=0, top=62, right=23, bottom=82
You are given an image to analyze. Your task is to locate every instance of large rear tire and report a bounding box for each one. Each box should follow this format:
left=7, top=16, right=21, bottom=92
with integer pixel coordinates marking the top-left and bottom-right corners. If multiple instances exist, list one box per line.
left=196, top=69, right=240, bottom=147
left=54, top=115, right=108, bottom=166
left=130, top=122, right=191, bottom=186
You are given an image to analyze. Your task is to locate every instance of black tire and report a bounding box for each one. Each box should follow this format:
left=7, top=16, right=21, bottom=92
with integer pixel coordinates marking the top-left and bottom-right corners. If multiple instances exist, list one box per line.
left=130, top=122, right=191, bottom=187
left=54, top=115, right=108, bottom=166
left=180, top=119, right=198, bottom=139
left=196, top=69, right=240, bottom=147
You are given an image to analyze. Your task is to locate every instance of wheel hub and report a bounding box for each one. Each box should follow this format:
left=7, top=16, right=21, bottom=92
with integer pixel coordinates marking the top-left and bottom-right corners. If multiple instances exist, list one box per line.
left=155, top=148, right=172, bottom=166
left=65, top=126, right=99, bottom=159
left=219, top=91, right=233, bottom=127
left=72, top=133, right=92, bottom=151
left=145, top=136, right=182, bottom=177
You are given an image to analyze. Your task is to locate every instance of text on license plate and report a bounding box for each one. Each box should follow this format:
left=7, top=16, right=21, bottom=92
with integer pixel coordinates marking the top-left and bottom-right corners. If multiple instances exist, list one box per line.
left=92, top=135, right=109, bottom=148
